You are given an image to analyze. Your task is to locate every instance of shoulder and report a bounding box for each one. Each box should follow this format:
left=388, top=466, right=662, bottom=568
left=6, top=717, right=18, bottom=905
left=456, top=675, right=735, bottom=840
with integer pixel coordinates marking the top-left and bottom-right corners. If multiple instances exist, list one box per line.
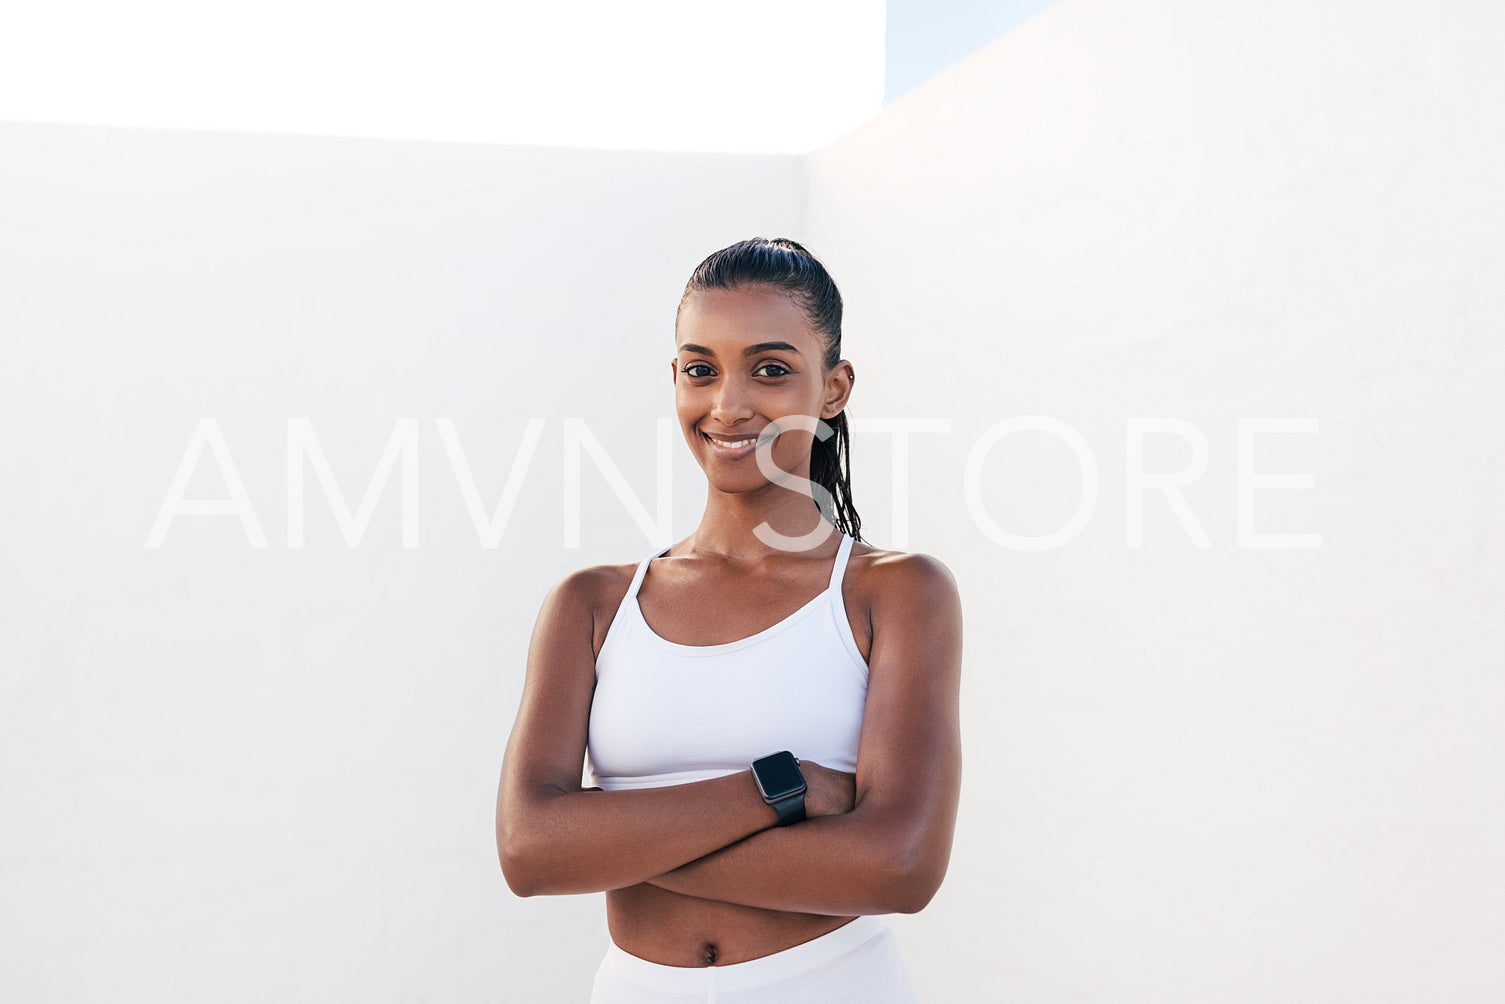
left=845, top=543, right=962, bottom=704
left=848, top=542, right=960, bottom=609
left=540, top=561, right=632, bottom=610
left=851, top=543, right=962, bottom=654
left=842, top=541, right=961, bottom=654
left=533, top=559, right=643, bottom=660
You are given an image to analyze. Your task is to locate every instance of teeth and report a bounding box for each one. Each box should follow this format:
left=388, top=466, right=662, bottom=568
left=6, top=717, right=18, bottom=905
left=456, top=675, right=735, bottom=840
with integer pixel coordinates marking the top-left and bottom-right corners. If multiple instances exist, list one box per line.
left=708, top=435, right=754, bottom=449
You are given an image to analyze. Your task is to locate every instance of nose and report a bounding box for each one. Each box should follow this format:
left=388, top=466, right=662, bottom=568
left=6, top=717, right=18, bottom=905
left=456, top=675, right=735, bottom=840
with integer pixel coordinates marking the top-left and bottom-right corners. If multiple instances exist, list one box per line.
left=710, top=373, right=755, bottom=425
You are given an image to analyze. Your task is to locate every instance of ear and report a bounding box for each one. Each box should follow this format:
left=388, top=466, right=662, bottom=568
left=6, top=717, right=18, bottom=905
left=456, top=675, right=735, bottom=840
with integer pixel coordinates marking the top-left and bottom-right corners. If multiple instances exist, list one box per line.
left=668, top=357, right=678, bottom=386
left=820, top=360, right=855, bottom=419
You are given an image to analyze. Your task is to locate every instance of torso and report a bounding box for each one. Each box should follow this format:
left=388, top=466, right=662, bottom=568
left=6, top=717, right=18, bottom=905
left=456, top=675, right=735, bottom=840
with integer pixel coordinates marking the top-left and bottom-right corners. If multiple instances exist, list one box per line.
left=603, top=883, right=854, bottom=967
left=586, top=534, right=882, bottom=966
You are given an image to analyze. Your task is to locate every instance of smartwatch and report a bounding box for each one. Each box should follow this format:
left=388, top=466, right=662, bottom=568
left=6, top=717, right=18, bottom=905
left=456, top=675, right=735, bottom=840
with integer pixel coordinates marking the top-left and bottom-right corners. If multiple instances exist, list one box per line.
left=750, top=750, right=807, bottom=826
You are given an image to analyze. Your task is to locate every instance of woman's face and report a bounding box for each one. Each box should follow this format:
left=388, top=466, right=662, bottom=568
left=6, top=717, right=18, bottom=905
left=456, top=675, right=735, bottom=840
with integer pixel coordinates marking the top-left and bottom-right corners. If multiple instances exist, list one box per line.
left=672, top=284, right=853, bottom=492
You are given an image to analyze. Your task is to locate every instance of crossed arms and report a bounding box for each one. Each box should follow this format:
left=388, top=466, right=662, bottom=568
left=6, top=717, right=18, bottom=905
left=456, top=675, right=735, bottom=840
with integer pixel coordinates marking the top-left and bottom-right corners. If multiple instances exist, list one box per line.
left=494, top=550, right=963, bottom=917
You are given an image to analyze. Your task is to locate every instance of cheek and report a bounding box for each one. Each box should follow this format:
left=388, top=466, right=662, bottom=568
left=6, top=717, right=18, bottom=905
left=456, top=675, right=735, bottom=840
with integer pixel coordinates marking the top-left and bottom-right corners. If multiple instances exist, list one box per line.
left=770, top=428, right=818, bottom=464
left=764, top=386, right=822, bottom=417
left=675, top=391, right=712, bottom=438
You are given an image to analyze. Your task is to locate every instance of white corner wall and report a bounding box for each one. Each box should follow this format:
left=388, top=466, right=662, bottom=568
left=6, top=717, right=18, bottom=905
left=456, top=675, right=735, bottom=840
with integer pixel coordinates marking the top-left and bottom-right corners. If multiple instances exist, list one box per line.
left=4, top=0, right=1504, bottom=1000
left=809, top=0, right=1505, bottom=1000
left=0, top=121, right=802, bottom=1003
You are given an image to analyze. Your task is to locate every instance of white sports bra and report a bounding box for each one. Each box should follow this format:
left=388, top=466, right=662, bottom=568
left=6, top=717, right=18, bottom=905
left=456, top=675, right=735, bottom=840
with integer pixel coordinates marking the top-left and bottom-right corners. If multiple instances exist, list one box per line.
left=587, top=531, right=870, bottom=791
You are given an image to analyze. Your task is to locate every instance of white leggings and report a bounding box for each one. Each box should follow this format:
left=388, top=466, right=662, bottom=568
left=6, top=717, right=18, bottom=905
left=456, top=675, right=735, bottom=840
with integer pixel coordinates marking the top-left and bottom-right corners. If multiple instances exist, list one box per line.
left=588, top=916, right=920, bottom=1003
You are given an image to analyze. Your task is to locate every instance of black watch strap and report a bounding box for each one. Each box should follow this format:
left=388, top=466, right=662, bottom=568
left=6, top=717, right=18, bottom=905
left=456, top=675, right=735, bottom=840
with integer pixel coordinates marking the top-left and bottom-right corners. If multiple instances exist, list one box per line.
left=767, top=791, right=807, bottom=826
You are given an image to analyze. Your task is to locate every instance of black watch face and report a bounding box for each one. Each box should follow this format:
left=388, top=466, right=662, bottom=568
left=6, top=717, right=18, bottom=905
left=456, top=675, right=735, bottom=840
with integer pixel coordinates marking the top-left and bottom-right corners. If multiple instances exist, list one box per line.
left=753, top=751, right=805, bottom=801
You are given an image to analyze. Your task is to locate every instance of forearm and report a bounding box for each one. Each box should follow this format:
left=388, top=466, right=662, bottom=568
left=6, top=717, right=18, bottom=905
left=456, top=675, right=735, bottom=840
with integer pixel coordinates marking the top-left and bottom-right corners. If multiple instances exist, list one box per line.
left=645, top=803, right=944, bottom=916
left=498, top=770, right=777, bottom=897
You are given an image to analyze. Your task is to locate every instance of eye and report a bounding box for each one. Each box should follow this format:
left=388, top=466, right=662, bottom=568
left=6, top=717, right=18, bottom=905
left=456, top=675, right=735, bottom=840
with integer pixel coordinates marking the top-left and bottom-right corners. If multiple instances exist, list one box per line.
left=682, top=362, right=714, bottom=378
left=755, top=361, right=791, bottom=378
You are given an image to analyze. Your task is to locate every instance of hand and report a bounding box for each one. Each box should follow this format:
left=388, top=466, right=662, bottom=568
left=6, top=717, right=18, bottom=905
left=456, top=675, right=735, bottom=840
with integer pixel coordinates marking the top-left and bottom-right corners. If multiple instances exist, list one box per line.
left=798, top=760, right=856, bottom=818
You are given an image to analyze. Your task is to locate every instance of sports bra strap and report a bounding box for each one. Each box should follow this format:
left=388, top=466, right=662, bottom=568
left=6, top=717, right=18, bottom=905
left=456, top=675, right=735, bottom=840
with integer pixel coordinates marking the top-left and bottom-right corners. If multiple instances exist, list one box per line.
left=827, top=531, right=854, bottom=591
left=626, top=546, right=668, bottom=600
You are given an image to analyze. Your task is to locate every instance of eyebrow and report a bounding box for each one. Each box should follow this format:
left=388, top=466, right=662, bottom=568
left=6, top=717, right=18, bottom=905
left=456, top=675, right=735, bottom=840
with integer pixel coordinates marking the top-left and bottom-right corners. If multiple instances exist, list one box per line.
left=676, top=341, right=802, bottom=357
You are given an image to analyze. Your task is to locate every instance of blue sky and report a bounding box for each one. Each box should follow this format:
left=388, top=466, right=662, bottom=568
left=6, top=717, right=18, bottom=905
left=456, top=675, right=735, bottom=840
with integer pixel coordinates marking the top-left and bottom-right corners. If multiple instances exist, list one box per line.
left=885, top=0, right=1063, bottom=103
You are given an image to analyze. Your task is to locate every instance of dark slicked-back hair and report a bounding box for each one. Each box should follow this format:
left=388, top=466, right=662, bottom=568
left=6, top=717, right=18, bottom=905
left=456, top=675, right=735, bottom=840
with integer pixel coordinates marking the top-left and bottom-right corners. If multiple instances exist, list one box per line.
left=675, top=237, right=863, bottom=543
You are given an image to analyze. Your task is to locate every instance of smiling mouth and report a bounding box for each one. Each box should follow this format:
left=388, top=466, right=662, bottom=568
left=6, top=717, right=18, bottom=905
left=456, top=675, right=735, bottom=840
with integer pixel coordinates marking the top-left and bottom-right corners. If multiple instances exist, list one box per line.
left=703, top=432, right=761, bottom=449
left=700, top=429, right=774, bottom=458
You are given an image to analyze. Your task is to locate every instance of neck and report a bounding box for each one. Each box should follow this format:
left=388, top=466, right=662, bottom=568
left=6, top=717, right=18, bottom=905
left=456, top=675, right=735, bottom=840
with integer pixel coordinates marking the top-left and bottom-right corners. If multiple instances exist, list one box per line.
left=686, top=485, right=839, bottom=564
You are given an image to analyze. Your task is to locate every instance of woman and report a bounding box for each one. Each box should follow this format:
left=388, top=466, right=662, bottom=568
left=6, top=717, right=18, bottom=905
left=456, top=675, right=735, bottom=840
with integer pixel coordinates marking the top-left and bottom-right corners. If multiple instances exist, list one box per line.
left=496, top=238, right=963, bottom=1003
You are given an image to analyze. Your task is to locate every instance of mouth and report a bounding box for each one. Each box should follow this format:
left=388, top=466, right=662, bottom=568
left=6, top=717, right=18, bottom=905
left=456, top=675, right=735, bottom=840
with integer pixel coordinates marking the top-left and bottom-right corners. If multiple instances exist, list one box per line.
left=701, top=430, right=763, bottom=459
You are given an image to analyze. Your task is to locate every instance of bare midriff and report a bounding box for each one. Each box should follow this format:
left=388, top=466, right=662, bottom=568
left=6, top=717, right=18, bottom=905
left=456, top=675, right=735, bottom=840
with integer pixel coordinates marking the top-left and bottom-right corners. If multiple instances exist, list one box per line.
left=606, top=884, right=859, bottom=967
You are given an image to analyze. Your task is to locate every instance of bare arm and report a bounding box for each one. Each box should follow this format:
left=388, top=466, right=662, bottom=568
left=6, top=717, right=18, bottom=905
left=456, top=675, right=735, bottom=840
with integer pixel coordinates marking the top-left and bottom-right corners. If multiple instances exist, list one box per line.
left=645, top=553, right=964, bottom=915
left=494, top=567, right=850, bottom=897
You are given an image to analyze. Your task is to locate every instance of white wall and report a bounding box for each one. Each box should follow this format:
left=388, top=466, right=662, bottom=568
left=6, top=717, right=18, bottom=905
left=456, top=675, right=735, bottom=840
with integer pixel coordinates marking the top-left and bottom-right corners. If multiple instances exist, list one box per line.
left=0, top=0, right=884, bottom=153
left=809, top=0, right=1505, bottom=999
left=4, top=0, right=1504, bottom=1000
left=0, top=121, right=802, bottom=1002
